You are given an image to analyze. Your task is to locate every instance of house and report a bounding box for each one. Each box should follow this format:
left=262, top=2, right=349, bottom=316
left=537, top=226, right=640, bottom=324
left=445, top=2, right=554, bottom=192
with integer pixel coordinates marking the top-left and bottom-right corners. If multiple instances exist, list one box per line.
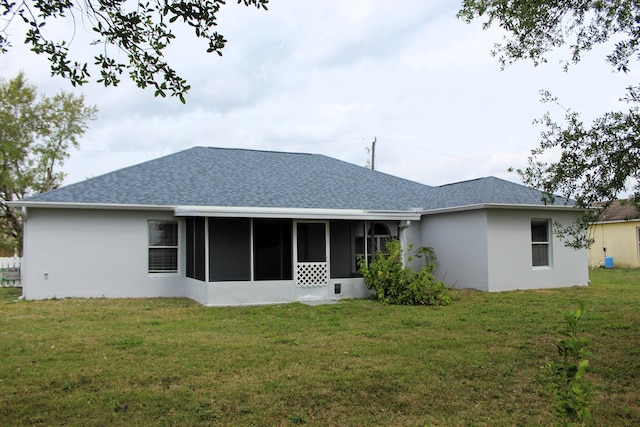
left=588, top=200, right=640, bottom=268
left=11, top=147, right=588, bottom=306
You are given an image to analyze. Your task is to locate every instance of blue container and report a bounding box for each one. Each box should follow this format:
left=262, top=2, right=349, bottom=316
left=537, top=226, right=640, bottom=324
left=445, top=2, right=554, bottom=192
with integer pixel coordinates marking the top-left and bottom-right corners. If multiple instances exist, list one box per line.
left=604, top=256, right=614, bottom=269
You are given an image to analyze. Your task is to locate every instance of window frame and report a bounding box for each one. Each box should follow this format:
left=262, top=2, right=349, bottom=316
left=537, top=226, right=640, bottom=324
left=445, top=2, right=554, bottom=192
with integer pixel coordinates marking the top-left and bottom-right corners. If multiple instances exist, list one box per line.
left=355, top=222, right=393, bottom=265
left=531, top=219, right=551, bottom=268
left=148, top=220, right=179, bottom=274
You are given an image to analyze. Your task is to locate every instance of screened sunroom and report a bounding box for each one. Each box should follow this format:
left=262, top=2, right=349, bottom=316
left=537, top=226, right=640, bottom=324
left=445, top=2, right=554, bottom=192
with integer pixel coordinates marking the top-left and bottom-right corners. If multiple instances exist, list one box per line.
left=173, top=211, right=413, bottom=306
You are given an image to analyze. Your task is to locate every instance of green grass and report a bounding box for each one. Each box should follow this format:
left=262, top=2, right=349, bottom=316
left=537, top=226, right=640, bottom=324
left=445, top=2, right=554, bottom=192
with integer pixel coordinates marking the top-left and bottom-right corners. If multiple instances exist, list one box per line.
left=0, top=268, right=638, bottom=426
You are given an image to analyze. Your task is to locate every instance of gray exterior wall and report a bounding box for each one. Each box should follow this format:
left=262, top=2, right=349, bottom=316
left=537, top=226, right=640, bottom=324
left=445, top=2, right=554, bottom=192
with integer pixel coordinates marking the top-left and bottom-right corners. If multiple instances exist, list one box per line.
left=485, top=209, right=588, bottom=291
left=21, top=208, right=372, bottom=305
left=421, top=210, right=490, bottom=290
left=22, top=208, right=185, bottom=300
left=21, top=206, right=588, bottom=303
left=421, top=208, right=588, bottom=291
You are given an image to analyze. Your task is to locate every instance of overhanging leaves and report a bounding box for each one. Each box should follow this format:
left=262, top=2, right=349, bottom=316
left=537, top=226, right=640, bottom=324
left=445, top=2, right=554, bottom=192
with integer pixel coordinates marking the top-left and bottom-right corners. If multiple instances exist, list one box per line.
left=459, top=1, right=640, bottom=248
left=1, top=0, right=268, bottom=101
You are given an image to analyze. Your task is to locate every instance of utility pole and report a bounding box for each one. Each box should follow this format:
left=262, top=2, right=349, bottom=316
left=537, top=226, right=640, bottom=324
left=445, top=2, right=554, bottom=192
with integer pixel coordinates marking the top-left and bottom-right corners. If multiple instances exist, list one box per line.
left=371, top=137, right=376, bottom=170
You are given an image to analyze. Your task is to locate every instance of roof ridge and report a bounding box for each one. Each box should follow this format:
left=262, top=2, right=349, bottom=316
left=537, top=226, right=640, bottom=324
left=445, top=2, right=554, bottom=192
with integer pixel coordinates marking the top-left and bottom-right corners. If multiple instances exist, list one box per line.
left=482, top=176, right=496, bottom=201
left=436, top=176, right=489, bottom=188
left=197, top=146, right=314, bottom=157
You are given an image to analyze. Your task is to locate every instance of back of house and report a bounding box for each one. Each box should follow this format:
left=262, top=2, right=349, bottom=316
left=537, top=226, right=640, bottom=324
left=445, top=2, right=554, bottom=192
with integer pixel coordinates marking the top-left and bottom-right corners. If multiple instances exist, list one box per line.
left=11, top=147, right=589, bottom=305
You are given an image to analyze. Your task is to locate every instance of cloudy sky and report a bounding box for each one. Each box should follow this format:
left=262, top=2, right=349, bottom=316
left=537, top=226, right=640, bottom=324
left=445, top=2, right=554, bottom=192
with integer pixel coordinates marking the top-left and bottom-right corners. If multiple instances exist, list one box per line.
left=2, top=1, right=635, bottom=188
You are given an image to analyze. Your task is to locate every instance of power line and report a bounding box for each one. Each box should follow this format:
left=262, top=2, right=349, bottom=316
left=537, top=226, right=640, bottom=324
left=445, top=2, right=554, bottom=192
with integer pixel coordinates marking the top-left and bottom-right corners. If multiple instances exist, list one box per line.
left=377, top=136, right=498, bottom=166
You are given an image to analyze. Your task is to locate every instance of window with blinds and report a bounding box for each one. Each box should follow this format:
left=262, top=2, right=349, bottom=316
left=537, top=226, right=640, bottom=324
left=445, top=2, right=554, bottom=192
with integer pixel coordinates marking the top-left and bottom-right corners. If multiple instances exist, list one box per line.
left=531, top=219, right=551, bottom=267
left=148, top=220, right=178, bottom=273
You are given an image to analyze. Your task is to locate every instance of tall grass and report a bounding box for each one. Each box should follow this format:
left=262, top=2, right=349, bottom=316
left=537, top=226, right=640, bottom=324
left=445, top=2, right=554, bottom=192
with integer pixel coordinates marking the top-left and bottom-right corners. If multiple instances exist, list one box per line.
left=0, top=268, right=638, bottom=426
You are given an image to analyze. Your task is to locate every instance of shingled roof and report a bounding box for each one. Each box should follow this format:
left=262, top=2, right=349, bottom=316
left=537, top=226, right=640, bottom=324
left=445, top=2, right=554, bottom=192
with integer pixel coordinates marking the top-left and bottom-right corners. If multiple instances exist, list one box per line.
left=594, top=200, right=640, bottom=222
left=19, top=146, right=570, bottom=212
left=22, top=147, right=432, bottom=211
left=423, top=176, right=574, bottom=210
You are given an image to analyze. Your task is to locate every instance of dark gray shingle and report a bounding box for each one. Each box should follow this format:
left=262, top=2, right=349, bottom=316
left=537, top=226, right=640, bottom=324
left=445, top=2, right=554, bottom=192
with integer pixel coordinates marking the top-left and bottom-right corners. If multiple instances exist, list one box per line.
left=23, top=147, right=570, bottom=211
left=422, top=176, right=572, bottom=210
left=25, top=147, right=432, bottom=211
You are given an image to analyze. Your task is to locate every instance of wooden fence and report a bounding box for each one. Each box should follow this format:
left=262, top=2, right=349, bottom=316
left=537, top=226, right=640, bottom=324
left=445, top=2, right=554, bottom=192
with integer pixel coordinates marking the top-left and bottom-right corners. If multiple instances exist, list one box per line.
left=0, top=257, right=21, bottom=287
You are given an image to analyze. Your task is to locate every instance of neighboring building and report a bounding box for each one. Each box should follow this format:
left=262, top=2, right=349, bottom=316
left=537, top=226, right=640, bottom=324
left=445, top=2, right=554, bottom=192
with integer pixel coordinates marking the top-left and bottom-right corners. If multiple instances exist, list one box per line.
left=11, top=147, right=589, bottom=306
left=589, top=200, right=640, bottom=268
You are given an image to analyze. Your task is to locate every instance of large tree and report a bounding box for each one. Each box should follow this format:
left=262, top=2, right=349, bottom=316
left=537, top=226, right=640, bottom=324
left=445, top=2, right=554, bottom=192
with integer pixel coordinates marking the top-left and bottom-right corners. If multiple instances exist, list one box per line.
left=0, top=0, right=268, bottom=102
left=0, top=73, right=97, bottom=254
left=458, top=0, right=640, bottom=248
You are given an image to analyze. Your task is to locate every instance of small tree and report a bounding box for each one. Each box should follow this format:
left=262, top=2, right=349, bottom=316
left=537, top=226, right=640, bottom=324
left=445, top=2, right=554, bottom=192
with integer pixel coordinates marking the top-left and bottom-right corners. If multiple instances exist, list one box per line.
left=0, top=73, right=97, bottom=254
left=358, top=240, right=456, bottom=306
left=544, top=302, right=593, bottom=426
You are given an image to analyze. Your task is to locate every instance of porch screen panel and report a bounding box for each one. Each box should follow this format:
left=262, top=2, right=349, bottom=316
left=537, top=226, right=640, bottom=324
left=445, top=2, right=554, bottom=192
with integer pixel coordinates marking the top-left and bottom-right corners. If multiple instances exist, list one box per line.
left=330, top=220, right=356, bottom=278
left=254, top=220, right=292, bottom=281
left=186, top=217, right=206, bottom=281
left=186, top=218, right=194, bottom=278
left=297, top=222, right=326, bottom=262
left=209, top=218, right=251, bottom=281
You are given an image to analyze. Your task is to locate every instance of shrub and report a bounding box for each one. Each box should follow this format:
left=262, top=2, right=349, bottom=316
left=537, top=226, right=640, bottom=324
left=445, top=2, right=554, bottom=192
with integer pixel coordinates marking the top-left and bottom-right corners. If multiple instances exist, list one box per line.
left=358, top=240, right=456, bottom=306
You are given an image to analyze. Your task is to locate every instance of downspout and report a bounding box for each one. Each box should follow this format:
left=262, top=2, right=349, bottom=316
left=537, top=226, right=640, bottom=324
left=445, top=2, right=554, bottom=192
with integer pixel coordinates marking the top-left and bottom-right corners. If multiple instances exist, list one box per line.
left=599, top=223, right=606, bottom=266
left=18, top=206, right=26, bottom=300
left=363, top=221, right=368, bottom=266
left=204, top=217, right=209, bottom=305
left=398, top=220, right=411, bottom=268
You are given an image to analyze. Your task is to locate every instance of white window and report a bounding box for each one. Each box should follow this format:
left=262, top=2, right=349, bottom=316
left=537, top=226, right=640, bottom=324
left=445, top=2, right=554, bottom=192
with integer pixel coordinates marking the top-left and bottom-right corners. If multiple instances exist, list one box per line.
left=637, top=227, right=640, bottom=258
left=355, top=222, right=393, bottom=265
left=148, top=220, right=178, bottom=273
left=531, top=219, right=551, bottom=267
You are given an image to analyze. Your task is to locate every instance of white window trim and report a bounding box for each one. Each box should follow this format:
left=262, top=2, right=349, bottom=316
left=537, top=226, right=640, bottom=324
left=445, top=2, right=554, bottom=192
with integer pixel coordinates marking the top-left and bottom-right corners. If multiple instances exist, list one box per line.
left=148, top=220, right=179, bottom=274
left=531, top=219, right=552, bottom=268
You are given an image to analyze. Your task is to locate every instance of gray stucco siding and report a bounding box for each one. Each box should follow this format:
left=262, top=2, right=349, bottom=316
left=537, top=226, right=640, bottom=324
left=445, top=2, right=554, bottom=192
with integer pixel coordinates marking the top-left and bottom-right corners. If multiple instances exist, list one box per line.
left=421, top=208, right=588, bottom=292
left=23, top=208, right=185, bottom=300
left=421, top=210, right=490, bottom=291
left=486, top=209, right=588, bottom=291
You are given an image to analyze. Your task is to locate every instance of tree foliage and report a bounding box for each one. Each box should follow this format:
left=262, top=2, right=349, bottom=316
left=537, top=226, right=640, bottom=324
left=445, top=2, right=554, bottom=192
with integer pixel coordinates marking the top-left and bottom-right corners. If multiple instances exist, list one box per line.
left=0, top=73, right=97, bottom=254
left=0, top=0, right=268, bottom=102
left=458, top=1, right=640, bottom=248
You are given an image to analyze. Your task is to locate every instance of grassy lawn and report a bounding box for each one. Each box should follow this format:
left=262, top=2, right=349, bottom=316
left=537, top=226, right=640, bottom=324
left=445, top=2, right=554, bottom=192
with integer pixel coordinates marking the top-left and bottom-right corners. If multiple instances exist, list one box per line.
left=0, top=269, right=638, bottom=426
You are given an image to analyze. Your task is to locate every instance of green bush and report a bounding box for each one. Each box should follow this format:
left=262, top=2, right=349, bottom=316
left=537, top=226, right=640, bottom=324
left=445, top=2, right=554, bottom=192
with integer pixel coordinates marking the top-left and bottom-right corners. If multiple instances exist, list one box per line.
left=358, top=240, right=456, bottom=306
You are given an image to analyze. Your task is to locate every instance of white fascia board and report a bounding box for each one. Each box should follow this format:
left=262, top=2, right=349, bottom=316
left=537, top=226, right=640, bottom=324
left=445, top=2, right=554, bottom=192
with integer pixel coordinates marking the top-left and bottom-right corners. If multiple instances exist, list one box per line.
left=420, top=203, right=586, bottom=215
left=174, top=206, right=421, bottom=221
left=9, top=201, right=175, bottom=211
left=10, top=201, right=421, bottom=220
